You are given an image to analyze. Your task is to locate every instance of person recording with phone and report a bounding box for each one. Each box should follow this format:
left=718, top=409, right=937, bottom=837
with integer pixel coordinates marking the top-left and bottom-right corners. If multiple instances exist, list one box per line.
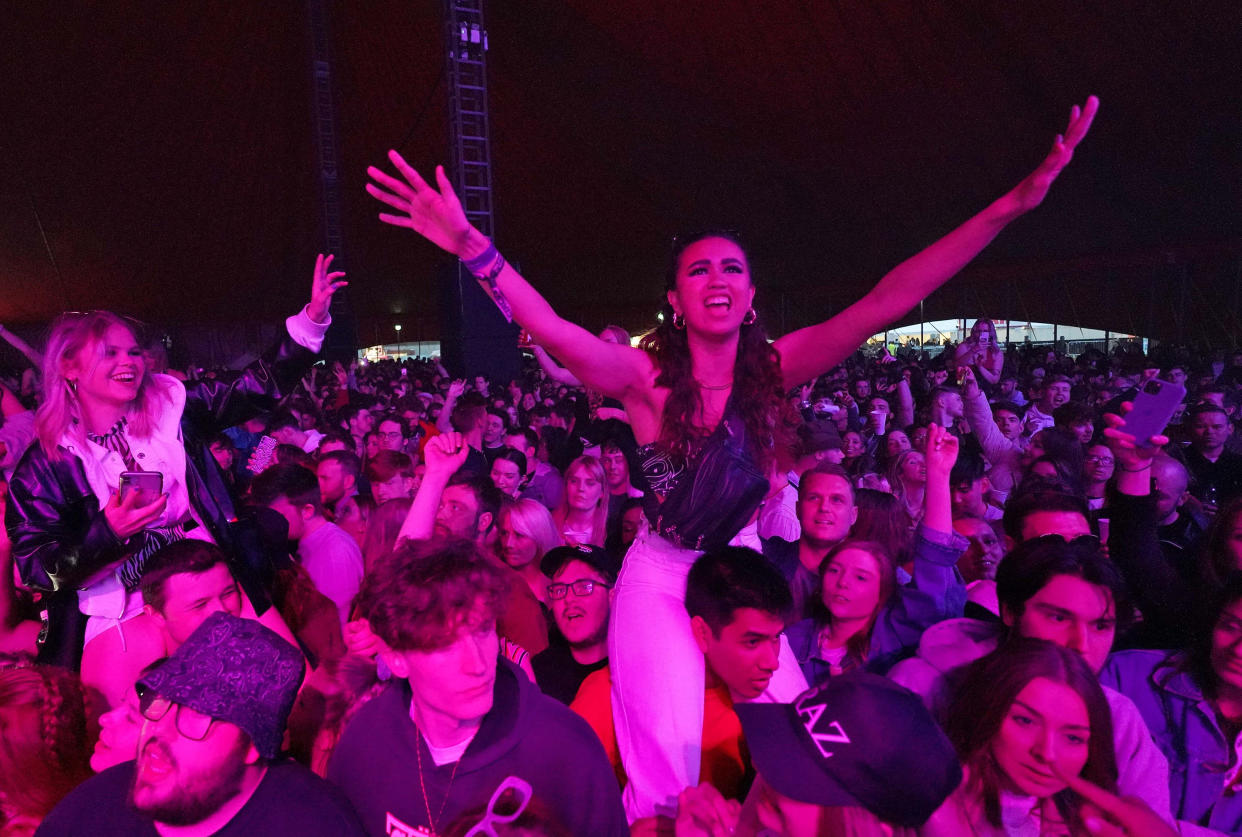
left=952, top=318, right=1005, bottom=389
left=5, top=255, right=345, bottom=705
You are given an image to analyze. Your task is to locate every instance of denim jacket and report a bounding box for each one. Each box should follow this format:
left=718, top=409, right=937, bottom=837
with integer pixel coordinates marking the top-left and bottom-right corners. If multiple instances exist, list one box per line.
left=1102, top=650, right=1242, bottom=835
left=785, top=523, right=967, bottom=685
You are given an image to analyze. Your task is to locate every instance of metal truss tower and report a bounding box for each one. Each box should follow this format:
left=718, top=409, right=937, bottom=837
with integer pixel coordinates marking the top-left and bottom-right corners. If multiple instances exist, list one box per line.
left=442, top=0, right=495, bottom=238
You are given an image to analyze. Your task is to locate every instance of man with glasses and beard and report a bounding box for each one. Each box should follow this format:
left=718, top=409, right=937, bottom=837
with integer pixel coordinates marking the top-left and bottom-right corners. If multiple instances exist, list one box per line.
left=37, top=613, right=364, bottom=836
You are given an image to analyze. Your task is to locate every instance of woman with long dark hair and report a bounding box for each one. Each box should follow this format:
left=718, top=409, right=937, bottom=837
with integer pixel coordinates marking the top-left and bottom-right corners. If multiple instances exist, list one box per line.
left=1022, top=426, right=1086, bottom=495
left=1102, top=575, right=1242, bottom=830
left=1198, top=497, right=1242, bottom=590
left=365, top=98, right=1096, bottom=819
left=946, top=639, right=1119, bottom=835
left=489, top=446, right=529, bottom=499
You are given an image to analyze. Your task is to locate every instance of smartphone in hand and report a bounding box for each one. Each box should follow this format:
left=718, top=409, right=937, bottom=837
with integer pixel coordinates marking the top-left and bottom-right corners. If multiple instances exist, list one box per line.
left=119, top=471, right=164, bottom=506
left=248, top=435, right=279, bottom=475
left=1124, top=379, right=1186, bottom=447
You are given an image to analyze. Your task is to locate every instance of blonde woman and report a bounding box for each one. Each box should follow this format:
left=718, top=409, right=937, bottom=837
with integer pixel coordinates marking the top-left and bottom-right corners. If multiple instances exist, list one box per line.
left=497, top=498, right=562, bottom=607
left=7, top=256, right=342, bottom=705
left=554, top=456, right=609, bottom=548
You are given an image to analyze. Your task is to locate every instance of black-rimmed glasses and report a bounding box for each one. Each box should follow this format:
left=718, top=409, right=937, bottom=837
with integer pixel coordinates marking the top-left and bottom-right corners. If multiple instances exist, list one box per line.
left=546, top=579, right=611, bottom=600
left=138, top=685, right=216, bottom=740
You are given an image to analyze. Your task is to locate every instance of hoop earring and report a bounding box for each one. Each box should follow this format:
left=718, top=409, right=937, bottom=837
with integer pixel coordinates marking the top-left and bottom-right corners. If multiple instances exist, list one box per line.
left=672, top=312, right=685, bottom=330
left=743, top=308, right=757, bottom=325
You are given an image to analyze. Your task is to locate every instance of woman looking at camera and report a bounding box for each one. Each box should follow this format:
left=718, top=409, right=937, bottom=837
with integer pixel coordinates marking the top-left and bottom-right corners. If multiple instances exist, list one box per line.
left=786, top=424, right=966, bottom=684
left=945, top=638, right=1120, bottom=836
left=365, top=98, right=1097, bottom=820
left=6, top=257, right=343, bottom=706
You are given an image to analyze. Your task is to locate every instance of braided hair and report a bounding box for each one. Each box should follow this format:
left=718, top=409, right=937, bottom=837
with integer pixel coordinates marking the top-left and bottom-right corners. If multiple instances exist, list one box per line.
left=0, top=657, right=93, bottom=826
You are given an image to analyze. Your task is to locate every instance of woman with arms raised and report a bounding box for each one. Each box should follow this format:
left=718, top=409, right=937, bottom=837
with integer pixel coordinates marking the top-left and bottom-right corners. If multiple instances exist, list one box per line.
left=367, top=97, right=1097, bottom=821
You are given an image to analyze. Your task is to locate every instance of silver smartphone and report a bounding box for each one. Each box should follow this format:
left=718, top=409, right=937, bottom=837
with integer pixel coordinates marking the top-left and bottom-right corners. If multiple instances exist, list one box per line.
left=119, top=471, right=163, bottom=505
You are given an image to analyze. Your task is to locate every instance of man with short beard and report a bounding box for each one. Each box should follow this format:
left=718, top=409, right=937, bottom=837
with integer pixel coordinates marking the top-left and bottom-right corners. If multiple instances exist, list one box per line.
left=37, top=613, right=364, bottom=836
left=1177, top=403, right=1242, bottom=510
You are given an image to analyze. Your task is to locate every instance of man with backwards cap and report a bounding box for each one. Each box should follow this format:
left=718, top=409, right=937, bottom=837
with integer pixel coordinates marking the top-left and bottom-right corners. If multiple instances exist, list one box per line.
left=675, top=673, right=962, bottom=836
left=37, top=612, right=365, bottom=836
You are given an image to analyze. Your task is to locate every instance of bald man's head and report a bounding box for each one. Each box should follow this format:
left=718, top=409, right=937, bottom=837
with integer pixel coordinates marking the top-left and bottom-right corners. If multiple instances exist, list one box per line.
left=1151, top=454, right=1190, bottom=523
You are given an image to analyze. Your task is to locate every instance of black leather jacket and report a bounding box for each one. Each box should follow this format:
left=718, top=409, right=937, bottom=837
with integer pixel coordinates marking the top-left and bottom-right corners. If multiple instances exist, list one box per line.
left=5, top=328, right=316, bottom=669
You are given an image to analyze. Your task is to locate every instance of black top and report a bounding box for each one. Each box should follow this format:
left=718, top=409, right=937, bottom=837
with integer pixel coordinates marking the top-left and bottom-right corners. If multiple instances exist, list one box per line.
left=532, top=642, right=609, bottom=704
left=1176, top=446, right=1242, bottom=507
left=36, top=760, right=366, bottom=836
left=458, top=445, right=490, bottom=478
left=634, top=396, right=769, bottom=551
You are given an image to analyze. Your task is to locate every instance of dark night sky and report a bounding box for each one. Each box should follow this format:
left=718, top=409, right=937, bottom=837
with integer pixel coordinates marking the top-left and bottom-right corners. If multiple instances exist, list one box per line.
left=3, top=1, right=1241, bottom=348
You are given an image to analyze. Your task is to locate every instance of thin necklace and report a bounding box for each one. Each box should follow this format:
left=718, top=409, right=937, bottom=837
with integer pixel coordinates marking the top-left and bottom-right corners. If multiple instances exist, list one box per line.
left=695, top=378, right=733, bottom=391
left=414, top=726, right=463, bottom=835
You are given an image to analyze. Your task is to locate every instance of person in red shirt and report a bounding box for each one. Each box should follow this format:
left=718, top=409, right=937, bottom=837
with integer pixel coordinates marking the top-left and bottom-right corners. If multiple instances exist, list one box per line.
left=572, top=546, right=799, bottom=820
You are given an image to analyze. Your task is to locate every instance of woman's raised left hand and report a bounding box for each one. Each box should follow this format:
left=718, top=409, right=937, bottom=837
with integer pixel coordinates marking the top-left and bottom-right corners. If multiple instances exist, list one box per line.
left=306, top=253, right=348, bottom=324
left=1006, top=96, right=1099, bottom=216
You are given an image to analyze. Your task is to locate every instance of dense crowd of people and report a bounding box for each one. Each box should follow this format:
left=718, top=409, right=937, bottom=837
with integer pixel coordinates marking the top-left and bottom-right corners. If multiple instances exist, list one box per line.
left=3, top=95, right=1239, bottom=835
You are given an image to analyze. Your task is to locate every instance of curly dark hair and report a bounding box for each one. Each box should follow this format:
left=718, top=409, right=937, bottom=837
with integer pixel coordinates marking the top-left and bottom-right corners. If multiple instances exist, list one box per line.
left=639, top=230, right=799, bottom=470
left=0, top=660, right=94, bottom=823
left=355, top=538, right=509, bottom=651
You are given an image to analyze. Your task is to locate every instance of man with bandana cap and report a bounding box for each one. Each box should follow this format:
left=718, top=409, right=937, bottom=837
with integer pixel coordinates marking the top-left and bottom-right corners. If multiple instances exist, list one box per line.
left=37, top=612, right=365, bottom=836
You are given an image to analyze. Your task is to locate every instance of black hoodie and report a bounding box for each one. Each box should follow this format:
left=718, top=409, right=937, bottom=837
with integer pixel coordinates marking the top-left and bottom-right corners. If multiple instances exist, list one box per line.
left=328, top=658, right=628, bottom=836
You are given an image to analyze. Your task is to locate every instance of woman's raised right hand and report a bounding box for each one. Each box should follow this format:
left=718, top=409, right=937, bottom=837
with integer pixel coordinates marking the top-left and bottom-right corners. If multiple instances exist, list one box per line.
left=366, top=153, right=475, bottom=257
left=103, top=490, right=168, bottom=540
left=1059, top=771, right=1178, bottom=837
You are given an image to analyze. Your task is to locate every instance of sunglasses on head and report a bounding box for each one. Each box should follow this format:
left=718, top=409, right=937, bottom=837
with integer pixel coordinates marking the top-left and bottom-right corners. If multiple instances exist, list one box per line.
left=1026, top=532, right=1101, bottom=549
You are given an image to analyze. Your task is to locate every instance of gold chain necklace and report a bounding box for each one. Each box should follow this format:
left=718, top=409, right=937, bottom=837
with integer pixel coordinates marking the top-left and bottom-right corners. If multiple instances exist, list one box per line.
left=414, top=728, right=463, bottom=835
left=695, top=378, right=733, bottom=391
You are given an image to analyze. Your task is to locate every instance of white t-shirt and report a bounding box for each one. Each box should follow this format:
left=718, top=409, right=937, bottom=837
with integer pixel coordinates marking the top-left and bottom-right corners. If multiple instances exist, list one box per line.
left=298, top=521, right=364, bottom=627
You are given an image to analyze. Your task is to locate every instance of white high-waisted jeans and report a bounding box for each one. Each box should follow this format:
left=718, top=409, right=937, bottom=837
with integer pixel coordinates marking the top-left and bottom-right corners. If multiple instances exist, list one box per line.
left=608, top=525, right=807, bottom=821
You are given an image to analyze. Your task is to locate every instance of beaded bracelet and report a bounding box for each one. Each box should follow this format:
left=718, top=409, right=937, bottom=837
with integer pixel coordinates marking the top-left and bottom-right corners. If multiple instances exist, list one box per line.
left=461, top=242, right=513, bottom=323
